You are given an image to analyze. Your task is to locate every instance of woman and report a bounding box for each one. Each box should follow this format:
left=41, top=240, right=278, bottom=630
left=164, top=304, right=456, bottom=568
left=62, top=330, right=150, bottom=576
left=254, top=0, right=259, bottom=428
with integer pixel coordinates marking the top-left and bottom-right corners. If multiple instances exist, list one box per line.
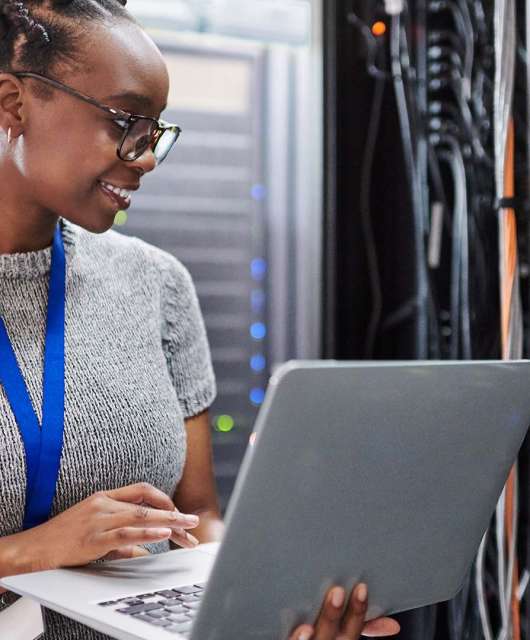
left=0, top=1, right=400, bottom=638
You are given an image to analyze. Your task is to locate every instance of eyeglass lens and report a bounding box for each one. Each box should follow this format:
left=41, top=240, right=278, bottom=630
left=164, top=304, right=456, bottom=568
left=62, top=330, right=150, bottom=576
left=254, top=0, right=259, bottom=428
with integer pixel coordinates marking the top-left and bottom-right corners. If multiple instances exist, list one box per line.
left=120, top=119, right=178, bottom=164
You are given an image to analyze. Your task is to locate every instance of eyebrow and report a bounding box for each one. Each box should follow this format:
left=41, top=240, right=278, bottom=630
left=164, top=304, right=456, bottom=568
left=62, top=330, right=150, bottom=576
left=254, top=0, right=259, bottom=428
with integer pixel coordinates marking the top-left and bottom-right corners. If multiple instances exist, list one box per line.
left=103, top=91, right=167, bottom=114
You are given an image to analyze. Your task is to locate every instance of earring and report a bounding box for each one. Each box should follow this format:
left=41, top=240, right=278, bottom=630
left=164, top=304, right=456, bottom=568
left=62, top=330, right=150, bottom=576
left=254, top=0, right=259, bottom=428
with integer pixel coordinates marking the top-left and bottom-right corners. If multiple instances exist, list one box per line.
left=7, top=128, right=11, bottom=145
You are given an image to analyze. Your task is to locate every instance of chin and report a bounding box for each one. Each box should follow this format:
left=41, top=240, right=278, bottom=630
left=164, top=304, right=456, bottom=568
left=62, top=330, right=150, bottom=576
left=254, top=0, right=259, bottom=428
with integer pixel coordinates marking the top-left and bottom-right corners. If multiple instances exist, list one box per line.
left=64, top=213, right=116, bottom=234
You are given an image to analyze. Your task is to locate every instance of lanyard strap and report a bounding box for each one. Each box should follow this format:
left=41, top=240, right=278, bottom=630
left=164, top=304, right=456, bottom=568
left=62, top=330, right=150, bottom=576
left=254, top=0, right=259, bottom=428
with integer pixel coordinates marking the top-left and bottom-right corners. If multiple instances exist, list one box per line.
left=0, top=224, right=66, bottom=530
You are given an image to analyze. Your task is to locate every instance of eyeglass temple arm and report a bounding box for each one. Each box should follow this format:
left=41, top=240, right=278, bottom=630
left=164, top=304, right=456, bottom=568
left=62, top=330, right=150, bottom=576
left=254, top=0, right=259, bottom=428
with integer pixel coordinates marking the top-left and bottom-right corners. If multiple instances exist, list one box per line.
left=12, top=72, right=129, bottom=118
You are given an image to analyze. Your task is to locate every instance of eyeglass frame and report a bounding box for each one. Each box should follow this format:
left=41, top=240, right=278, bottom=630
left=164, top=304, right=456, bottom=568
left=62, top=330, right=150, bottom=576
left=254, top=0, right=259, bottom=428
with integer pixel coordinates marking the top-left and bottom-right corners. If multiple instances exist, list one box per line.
left=9, top=70, right=182, bottom=164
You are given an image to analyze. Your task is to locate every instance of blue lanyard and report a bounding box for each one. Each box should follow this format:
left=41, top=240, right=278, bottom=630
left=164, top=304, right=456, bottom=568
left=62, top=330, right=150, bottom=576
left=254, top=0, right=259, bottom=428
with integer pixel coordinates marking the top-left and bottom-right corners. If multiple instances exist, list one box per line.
left=0, top=224, right=66, bottom=530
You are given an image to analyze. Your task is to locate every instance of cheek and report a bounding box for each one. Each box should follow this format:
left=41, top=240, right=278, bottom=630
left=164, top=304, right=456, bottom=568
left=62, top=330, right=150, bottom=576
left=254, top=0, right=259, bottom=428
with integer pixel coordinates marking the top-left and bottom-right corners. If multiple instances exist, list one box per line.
left=22, top=115, right=118, bottom=195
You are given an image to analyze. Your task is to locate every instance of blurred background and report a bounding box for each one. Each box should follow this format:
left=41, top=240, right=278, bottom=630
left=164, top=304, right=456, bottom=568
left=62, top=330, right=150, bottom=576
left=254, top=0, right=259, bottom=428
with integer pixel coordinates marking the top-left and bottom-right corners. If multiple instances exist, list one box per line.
left=119, top=0, right=323, bottom=514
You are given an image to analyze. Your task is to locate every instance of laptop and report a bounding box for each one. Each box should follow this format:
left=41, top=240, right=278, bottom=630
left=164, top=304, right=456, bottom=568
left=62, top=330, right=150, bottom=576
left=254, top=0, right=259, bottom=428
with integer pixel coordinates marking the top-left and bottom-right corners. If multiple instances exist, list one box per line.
left=3, top=360, right=530, bottom=640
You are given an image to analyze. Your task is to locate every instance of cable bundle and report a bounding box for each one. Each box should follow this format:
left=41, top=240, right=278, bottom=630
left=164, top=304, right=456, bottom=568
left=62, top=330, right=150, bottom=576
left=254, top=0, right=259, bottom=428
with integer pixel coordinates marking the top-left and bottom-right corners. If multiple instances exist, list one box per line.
left=345, top=0, right=530, bottom=636
left=426, top=0, right=499, bottom=363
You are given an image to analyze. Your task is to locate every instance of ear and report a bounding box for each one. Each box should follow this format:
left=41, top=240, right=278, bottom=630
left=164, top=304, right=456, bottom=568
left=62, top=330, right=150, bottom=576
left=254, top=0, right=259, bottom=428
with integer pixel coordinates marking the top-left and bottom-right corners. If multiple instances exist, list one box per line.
left=0, top=73, right=27, bottom=139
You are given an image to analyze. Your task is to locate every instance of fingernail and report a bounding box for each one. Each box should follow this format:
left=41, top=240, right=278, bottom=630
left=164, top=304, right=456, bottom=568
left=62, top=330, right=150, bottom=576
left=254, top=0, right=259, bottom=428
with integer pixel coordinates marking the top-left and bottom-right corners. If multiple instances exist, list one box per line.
left=173, top=512, right=198, bottom=525
left=187, top=533, right=199, bottom=545
left=331, top=587, right=345, bottom=608
left=298, top=631, right=312, bottom=640
left=356, top=583, right=368, bottom=603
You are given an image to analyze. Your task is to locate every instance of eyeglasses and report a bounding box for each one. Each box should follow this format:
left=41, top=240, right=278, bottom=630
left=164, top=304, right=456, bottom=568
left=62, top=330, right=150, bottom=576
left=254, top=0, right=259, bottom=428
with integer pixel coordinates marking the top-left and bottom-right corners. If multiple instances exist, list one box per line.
left=11, top=71, right=181, bottom=165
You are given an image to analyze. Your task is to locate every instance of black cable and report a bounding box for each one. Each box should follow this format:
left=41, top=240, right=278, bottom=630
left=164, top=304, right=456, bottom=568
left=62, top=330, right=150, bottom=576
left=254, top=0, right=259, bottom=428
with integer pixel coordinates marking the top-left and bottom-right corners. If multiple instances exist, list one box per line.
left=428, top=144, right=453, bottom=236
left=391, top=12, right=429, bottom=357
left=361, top=73, right=386, bottom=358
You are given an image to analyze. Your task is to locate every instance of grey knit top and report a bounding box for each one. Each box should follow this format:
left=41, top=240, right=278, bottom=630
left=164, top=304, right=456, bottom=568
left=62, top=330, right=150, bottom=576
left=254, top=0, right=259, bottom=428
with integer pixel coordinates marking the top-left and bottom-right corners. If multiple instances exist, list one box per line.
left=0, top=218, right=216, bottom=639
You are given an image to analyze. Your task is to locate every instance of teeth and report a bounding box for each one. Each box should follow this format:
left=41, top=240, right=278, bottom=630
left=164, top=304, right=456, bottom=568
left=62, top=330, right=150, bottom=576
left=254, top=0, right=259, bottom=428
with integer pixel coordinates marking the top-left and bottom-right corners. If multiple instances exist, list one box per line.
left=100, top=181, right=131, bottom=200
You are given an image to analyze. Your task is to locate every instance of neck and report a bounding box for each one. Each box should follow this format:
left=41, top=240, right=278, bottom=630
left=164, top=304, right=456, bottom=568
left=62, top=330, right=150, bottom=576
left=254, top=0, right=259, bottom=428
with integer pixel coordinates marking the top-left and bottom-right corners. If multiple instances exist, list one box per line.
left=0, top=212, right=59, bottom=255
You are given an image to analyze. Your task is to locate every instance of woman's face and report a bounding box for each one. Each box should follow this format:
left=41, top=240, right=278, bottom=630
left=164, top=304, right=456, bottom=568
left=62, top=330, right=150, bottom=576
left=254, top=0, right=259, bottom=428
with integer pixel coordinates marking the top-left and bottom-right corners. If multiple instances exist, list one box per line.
left=0, top=19, right=170, bottom=233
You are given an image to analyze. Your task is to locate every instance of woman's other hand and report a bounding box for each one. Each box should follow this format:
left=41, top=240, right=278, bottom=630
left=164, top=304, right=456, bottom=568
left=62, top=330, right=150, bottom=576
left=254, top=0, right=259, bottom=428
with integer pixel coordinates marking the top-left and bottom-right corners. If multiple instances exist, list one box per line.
left=289, top=584, right=400, bottom=640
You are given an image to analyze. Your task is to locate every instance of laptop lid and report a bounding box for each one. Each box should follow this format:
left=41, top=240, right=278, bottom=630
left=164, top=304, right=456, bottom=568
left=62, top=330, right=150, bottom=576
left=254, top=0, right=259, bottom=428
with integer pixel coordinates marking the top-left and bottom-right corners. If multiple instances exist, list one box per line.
left=191, top=360, right=530, bottom=640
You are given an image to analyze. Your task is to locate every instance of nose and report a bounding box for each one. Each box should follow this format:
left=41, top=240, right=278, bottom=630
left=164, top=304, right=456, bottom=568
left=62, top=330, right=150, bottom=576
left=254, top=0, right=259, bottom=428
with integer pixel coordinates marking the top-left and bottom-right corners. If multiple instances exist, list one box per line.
left=126, top=145, right=157, bottom=174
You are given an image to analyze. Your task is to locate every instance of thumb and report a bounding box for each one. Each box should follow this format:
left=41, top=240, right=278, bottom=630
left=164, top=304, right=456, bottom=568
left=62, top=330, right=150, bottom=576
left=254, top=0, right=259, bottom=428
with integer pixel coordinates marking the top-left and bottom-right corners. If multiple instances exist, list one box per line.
left=103, top=546, right=151, bottom=561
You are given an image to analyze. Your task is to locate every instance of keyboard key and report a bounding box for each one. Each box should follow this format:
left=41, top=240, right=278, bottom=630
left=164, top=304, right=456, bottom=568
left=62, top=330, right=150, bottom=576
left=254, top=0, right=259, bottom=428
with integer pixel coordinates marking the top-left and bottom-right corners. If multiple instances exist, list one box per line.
left=193, top=583, right=206, bottom=589
left=173, top=586, right=202, bottom=595
left=145, top=618, right=171, bottom=627
left=171, top=620, right=193, bottom=632
left=156, top=590, right=181, bottom=599
left=165, top=604, right=188, bottom=614
left=147, top=610, right=171, bottom=619
left=98, top=601, right=118, bottom=607
left=116, top=602, right=163, bottom=615
left=136, top=593, right=155, bottom=599
left=183, top=602, right=201, bottom=611
left=120, top=598, right=144, bottom=606
left=159, top=599, right=185, bottom=607
left=167, top=614, right=191, bottom=624
left=179, top=595, right=200, bottom=603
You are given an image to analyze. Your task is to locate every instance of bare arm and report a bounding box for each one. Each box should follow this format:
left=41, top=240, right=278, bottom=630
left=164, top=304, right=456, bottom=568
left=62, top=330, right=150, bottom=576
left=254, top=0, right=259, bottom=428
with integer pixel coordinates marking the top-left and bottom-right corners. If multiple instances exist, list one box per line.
left=173, top=410, right=224, bottom=543
left=0, top=530, right=42, bottom=594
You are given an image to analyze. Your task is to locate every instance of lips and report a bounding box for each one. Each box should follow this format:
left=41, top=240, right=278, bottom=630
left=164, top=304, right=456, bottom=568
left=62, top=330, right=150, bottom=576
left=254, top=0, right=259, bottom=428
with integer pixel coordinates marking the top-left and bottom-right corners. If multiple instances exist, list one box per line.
left=97, top=181, right=132, bottom=211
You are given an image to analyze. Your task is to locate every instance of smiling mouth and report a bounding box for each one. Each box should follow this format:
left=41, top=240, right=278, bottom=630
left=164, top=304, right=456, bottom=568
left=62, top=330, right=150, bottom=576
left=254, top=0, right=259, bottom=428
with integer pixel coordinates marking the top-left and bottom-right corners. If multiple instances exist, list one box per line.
left=97, top=181, right=132, bottom=211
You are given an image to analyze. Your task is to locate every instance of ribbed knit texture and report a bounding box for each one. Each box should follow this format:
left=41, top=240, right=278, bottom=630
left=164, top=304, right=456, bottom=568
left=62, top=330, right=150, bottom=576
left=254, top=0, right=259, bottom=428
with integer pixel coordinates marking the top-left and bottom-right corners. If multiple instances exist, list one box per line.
left=0, top=219, right=216, bottom=639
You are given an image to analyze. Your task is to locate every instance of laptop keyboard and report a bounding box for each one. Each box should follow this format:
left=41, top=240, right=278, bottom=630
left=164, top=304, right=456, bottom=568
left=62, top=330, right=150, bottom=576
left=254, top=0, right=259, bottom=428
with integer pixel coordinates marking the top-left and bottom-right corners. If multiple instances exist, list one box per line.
left=97, top=583, right=205, bottom=637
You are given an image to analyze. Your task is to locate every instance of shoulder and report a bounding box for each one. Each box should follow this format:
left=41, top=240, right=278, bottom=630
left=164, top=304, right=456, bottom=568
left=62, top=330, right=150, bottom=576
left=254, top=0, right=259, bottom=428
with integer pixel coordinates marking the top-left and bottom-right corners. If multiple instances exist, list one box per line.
left=67, top=220, right=193, bottom=290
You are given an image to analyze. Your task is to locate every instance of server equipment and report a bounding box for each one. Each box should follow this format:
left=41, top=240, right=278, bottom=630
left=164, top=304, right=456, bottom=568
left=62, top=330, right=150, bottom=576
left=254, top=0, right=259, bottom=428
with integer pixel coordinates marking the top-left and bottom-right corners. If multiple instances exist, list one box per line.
left=117, top=26, right=321, bottom=512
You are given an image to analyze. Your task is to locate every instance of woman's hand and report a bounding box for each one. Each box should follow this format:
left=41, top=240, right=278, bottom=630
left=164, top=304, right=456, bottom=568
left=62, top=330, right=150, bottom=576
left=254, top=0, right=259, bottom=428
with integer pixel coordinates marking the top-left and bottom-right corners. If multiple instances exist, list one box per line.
left=289, top=584, right=400, bottom=640
left=14, top=482, right=200, bottom=571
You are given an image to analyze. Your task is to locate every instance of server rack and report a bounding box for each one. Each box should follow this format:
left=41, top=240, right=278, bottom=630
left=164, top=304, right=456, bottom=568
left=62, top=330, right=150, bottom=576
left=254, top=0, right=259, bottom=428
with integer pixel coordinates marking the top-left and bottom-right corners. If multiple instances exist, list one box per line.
left=323, top=0, right=529, bottom=638
left=117, top=28, right=322, bottom=511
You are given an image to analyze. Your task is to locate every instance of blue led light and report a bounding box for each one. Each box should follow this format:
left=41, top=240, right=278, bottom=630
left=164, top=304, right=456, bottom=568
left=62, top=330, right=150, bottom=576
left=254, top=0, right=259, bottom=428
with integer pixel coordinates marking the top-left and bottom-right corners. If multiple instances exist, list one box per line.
left=251, top=259, right=267, bottom=281
left=251, top=289, right=266, bottom=313
left=250, top=354, right=266, bottom=372
left=250, top=388, right=265, bottom=405
left=250, top=322, right=267, bottom=341
left=251, top=184, right=267, bottom=201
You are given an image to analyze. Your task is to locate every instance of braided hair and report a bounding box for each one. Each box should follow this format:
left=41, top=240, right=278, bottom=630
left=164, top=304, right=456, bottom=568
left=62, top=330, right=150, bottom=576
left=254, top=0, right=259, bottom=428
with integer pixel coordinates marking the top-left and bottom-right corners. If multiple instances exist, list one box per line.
left=0, top=0, right=136, bottom=99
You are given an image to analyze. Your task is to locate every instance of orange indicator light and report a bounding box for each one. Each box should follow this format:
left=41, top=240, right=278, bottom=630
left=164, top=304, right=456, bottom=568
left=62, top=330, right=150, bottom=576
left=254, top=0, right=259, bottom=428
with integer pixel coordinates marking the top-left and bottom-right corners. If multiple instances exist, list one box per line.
left=371, top=21, right=387, bottom=37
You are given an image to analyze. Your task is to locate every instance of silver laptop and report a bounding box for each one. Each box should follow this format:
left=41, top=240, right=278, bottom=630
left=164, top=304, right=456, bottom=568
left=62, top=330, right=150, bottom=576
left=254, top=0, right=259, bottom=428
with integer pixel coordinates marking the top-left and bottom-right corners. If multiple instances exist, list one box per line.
left=3, top=360, right=530, bottom=640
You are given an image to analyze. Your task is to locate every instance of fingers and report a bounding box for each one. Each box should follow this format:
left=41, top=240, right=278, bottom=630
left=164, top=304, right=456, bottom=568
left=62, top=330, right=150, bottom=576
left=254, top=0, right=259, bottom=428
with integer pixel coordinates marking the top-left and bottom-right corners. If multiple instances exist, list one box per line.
left=170, top=528, right=199, bottom=549
left=289, top=624, right=314, bottom=640
left=88, top=484, right=201, bottom=557
left=98, top=526, right=172, bottom=552
left=106, top=502, right=199, bottom=532
left=313, top=586, right=346, bottom=640
left=105, top=483, right=177, bottom=511
left=103, top=545, right=151, bottom=561
left=338, top=584, right=368, bottom=639
left=290, top=584, right=382, bottom=640
left=361, top=617, right=401, bottom=638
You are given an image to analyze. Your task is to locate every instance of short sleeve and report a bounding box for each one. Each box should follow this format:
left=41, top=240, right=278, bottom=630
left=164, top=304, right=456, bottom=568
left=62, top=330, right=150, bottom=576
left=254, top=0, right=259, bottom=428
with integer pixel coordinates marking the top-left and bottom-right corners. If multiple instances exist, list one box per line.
left=159, top=256, right=217, bottom=418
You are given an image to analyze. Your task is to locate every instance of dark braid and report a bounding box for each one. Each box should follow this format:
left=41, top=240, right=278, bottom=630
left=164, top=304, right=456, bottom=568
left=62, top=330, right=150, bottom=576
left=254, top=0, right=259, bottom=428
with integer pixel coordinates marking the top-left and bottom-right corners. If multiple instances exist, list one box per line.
left=0, top=1, right=49, bottom=43
left=0, top=0, right=136, bottom=99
